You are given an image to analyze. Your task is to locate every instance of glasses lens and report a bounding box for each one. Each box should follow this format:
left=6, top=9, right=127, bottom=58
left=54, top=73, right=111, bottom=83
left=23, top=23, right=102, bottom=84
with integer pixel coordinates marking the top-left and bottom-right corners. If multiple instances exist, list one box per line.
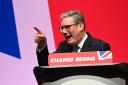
left=60, top=25, right=71, bottom=32
left=60, top=23, right=79, bottom=32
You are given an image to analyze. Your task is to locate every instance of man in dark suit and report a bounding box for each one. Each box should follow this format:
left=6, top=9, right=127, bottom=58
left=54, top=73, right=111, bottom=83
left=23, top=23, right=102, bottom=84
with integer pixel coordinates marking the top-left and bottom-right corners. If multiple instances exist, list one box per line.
left=34, top=10, right=110, bottom=66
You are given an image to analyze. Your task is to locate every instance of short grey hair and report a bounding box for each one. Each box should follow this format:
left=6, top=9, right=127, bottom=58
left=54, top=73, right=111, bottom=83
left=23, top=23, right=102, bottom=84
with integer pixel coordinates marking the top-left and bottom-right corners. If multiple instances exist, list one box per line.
left=60, top=10, right=85, bottom=23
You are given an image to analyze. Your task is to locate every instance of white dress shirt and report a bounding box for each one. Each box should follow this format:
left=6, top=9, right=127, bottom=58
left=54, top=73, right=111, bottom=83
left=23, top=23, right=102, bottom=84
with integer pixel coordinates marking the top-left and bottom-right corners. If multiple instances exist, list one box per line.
left=77, top=33, right=88, bottom=52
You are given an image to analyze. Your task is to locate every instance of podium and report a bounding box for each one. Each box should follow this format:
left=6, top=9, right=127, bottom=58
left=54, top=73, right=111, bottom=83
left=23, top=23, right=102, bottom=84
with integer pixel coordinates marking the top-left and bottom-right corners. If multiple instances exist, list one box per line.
left=33, top=63, right=128, bottom=85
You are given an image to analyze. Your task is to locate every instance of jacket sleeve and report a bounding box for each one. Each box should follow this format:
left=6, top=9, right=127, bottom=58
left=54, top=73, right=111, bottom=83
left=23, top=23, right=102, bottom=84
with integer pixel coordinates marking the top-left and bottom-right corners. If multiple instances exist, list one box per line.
left=36, top=45, right=49, bottom=66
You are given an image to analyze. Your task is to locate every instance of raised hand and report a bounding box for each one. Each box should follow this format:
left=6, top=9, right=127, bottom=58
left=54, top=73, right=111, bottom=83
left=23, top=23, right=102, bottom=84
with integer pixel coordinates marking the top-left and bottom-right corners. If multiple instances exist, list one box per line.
left=34, top=27, right=47, bottom=48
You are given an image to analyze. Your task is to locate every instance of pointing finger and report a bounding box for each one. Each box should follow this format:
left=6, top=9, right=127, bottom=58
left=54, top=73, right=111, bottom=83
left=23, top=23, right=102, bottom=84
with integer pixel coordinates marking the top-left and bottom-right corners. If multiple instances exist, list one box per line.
left=33, top=27, right=42, bottom=34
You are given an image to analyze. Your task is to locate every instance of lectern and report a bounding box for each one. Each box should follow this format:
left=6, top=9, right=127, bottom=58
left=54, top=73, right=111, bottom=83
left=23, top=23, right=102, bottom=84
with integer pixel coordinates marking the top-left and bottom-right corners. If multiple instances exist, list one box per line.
left=33, top=63, right=128, bottom=85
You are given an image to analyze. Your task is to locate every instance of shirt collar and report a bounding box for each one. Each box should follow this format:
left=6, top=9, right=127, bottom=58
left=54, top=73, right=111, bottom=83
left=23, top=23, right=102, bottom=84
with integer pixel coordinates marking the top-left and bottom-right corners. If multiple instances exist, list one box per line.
left=77, top=33, right=88, bottom=49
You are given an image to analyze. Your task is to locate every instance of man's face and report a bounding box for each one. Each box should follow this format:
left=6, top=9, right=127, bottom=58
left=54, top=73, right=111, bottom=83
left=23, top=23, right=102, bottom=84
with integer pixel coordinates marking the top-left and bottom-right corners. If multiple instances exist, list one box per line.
left=60, top=17, right=85, bottom=46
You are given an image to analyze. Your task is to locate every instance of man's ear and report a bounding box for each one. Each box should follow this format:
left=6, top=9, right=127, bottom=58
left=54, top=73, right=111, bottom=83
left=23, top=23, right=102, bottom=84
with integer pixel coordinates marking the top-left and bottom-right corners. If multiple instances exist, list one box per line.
left=79, top=22, right=85, bottom=31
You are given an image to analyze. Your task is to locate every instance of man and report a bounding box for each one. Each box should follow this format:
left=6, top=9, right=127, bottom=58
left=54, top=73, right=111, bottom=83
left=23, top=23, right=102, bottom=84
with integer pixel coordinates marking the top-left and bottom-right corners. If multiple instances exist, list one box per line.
left=34, top=10, right=110, bottom=66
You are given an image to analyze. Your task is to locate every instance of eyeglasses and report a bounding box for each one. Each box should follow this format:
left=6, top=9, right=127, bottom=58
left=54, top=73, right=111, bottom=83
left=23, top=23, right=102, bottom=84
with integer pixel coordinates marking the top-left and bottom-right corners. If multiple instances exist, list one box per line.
left=59, top=23, right=79, bottom=32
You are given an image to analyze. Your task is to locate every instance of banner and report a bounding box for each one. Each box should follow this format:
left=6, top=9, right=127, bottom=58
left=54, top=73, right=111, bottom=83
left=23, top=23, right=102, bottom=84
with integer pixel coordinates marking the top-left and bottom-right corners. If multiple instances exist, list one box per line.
left=49, top=51, right=112, bottom=66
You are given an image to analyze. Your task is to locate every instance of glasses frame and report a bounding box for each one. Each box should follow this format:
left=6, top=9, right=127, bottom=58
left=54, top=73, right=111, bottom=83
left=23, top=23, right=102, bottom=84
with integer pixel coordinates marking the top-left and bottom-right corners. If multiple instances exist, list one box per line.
left=59, top=23, right=79, bottom=32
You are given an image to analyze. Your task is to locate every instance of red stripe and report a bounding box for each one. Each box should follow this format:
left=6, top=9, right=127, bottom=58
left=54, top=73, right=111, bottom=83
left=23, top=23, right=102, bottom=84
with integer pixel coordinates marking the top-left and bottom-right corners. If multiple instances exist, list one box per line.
left=101, top=51, right=112, bottom=58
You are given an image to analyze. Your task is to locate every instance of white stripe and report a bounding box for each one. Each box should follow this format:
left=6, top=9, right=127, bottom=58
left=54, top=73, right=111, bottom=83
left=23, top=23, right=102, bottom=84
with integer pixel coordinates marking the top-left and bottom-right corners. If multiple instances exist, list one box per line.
left=0, top=0, right=55, bottom=85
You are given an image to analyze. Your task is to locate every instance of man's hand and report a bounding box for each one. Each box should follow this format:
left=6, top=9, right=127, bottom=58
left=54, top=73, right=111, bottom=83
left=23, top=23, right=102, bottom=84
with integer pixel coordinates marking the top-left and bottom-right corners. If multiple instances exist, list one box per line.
left=34, top=27, right=47, bottom=49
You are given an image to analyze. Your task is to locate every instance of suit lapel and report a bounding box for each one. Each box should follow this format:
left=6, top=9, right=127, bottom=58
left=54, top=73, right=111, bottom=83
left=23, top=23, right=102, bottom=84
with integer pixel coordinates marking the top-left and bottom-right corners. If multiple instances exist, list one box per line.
left=61, top=42, right=73, bottom=52
left=81, top=33, right=94, bottom=52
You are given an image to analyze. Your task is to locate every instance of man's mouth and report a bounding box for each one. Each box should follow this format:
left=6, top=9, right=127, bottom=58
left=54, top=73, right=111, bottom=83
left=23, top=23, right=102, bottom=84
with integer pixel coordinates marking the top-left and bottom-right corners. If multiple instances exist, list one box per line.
left=65, top=35, right=72, bottom=40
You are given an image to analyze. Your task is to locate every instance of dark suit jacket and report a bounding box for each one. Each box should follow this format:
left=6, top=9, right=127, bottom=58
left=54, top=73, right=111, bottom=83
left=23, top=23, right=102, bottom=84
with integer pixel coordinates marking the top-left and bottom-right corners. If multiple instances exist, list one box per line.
left=37, top=32, right=110, bottom=66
